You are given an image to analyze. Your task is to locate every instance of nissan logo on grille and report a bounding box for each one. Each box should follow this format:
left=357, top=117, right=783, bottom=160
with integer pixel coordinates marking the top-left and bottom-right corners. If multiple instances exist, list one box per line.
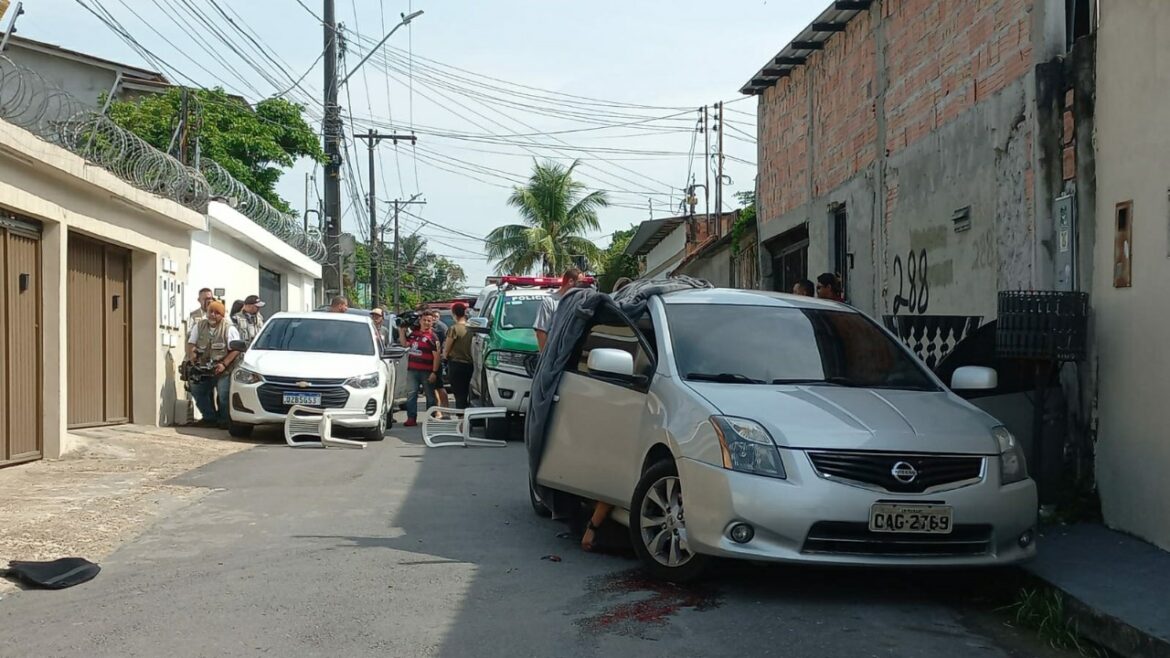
left=891, top=461, right=918, bottom=483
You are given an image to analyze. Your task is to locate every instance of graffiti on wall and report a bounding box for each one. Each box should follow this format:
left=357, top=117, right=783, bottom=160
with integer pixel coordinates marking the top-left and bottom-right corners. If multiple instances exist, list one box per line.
left=891, top=249, right=930, bottom=315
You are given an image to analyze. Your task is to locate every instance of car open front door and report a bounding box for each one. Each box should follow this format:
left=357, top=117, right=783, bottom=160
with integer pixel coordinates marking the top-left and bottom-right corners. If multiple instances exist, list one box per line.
left=537, top=314, right=657, bottom=508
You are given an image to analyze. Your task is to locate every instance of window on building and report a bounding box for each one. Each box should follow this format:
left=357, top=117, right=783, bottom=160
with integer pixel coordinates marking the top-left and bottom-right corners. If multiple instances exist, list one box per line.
left=1066, top=0, right=1095, bottom=49
left=831, top=204, right=849, bottom=299
left=767, top=223, right=809, bottom=294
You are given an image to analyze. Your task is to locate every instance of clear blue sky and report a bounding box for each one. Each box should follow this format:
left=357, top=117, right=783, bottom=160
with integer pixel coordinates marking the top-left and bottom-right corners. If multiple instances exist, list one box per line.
left=17, top=0, right=823, bottom=284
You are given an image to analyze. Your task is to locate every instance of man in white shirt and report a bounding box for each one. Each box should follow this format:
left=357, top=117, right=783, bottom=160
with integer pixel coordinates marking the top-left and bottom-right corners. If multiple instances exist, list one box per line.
left=533, top=268, right=580, bottom=352
left=185, top=300, right=242, bottom=428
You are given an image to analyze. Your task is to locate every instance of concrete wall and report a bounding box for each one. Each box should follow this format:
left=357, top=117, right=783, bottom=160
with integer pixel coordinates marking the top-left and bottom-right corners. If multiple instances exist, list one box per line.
left=1091, top=1, right=1170, bottom=551
left=0, top=118, right=202, bottom=457
left=755, top=0, right=1063, bottom=319
left=187, top=202, right=322, bottom=317
left=676, top=242, right=732, bottom=287
left=643, top=225, right=686, bottom=279
left=3, top=43, right=123, bottom=106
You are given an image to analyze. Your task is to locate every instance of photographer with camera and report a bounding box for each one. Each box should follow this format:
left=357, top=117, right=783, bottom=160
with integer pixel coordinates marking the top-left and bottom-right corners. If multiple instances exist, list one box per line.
left=399, top=311, right=440, bottom=427
left=185, top=300, right=241, bottom=428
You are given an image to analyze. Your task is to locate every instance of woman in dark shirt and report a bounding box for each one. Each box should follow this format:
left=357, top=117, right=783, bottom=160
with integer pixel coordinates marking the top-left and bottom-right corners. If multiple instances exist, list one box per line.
left=443, top=302, right=475, bottom=410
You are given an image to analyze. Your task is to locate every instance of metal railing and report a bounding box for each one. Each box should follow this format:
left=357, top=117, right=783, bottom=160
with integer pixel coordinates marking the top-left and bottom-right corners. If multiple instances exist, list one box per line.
left=0, top=55, right=325, bottom=263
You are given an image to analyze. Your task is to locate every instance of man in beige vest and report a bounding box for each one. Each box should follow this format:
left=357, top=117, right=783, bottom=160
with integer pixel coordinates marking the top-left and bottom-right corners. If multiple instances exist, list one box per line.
left=185, top=300, right=241, bottom=428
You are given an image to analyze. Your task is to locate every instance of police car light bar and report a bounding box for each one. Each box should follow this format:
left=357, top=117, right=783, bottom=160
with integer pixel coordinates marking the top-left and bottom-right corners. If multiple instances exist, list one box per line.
left=499, top=275, right=595, bottom=288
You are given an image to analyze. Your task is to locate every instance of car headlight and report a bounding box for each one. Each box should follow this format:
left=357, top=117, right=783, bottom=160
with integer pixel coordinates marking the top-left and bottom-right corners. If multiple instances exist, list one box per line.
left=344, top=372, right=380, bottom=389
left=710, top=416, right=786, bottom=479
left=233, top=367, right=261, bottom=385
left=487, top=350, right=529, bottom=376
left=994, top=426, right=1028, bottom=485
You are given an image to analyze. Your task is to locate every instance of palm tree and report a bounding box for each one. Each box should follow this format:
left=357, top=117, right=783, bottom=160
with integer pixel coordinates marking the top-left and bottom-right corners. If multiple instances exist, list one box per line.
left=485, top=159, right=608, bottom=275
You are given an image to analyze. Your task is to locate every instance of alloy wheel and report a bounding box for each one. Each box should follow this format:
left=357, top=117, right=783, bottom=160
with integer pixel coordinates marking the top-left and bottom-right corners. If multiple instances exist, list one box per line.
left=638, top=475, right=693, bottom=568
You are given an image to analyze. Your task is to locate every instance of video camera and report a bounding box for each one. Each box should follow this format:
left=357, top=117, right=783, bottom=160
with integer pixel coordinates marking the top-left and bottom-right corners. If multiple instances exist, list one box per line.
left=179, top=352, right=216, bottom=385
left=394, top=310, right=421, bottom=329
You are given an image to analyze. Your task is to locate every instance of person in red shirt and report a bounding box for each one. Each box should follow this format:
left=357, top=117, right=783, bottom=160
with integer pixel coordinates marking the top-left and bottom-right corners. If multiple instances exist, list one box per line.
left=401, top=312, right=441, bottom=427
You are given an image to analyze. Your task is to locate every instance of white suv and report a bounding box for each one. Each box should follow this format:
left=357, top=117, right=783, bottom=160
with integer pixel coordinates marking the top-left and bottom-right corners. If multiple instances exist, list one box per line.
left=227, top=312, right=406, bottom=440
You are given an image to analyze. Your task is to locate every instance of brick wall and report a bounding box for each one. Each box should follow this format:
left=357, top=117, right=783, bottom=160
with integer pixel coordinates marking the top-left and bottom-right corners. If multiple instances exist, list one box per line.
left=758, top=67, right=810, bottom=222
left=757, top=0, right=1036, bottom=227
left=884, top=0, right=1033, bottom=155
left=811, top=11, right=877, bottom=196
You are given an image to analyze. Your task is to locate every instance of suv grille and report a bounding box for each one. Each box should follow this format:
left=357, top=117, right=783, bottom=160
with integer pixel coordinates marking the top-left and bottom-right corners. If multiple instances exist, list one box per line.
left=807, top=451, right=983, bottom=493
left=257, top=383, right=350, bottom=414
left=802, top=521, right=992, bottom=557
left=263, top=375, right=347, bottom=386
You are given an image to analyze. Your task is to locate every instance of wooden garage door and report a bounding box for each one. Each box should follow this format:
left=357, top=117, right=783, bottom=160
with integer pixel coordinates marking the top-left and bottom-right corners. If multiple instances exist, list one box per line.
left=0, top=216, right=43, bottom=466
left=67, top=235, right=131, bottom=428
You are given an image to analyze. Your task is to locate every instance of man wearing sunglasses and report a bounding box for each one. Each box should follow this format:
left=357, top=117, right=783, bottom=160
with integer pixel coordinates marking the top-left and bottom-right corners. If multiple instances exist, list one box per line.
left=185, top=300, right=242, bottom=428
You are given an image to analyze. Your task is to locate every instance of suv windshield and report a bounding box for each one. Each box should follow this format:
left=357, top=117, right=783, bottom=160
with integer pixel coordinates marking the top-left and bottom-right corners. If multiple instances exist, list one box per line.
left=665, top=304, right=937, bottom=391
left=499, top=294, right=546, bottom=329
left=252, top=318, right=374, bottom=356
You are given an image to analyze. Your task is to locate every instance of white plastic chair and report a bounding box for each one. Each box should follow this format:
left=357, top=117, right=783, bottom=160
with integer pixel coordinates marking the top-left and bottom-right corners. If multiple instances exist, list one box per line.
left=421, top=406, right=509, bottom=448
left=284, top=405, right=369, bottom=449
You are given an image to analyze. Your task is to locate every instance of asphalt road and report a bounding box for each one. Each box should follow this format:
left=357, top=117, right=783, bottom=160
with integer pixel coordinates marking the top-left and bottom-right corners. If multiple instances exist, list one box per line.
left=0, top=421, right=1077, bottom=658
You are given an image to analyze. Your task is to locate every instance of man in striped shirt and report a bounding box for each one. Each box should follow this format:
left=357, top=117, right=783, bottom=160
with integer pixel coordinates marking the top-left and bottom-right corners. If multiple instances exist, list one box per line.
left=402, top=312, right=440, bottom=427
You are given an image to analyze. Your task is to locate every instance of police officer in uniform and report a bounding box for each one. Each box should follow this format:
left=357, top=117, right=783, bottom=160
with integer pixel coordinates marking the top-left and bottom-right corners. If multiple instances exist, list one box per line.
left=233, top=294, right=266, bottom=347
left=185, top=300, right=241, bottom=428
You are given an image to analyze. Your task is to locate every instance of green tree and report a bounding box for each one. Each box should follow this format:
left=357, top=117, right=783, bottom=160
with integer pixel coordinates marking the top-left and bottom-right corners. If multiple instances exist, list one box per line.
left=596, top=225, right=640, bottom=293
left=484, top=159, right=608, bottom=275
left=353, top=234, right=468, bottom=310
left=107, top=87, right=323, bottom=213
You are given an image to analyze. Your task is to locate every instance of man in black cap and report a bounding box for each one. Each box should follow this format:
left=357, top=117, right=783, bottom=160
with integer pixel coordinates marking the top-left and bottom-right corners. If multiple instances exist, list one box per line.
left=233, top=294, right=266, bottom=347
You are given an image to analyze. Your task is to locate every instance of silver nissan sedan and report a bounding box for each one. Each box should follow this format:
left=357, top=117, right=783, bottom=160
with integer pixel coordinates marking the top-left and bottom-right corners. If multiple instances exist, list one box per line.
left=533, top=288, right=1038, bottom=581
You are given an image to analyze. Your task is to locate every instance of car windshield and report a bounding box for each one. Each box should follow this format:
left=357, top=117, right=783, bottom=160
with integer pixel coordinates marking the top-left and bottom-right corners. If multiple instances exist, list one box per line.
left=252, top=318, right=374, bottom=356
left=665, top=304, right=938, bottom=391
left=499, top=294, right=546, bottom=329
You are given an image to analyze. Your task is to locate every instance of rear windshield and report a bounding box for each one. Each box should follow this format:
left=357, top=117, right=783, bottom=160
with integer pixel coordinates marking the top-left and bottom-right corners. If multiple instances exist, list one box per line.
left=252, top=318, right=374, bottom=356
left=665, top=304, right=937, bottom=391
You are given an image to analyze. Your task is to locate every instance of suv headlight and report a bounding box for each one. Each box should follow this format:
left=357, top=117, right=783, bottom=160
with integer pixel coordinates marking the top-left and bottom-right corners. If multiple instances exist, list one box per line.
left=344, top=372, right=380, bottom=389
left=233, top=367, right=261, bottom=385
left=994, top=426, right=1028, bottom=485
left=487, top=350, right=529, bottom=376
left=710, top=416, right=786, bottom=479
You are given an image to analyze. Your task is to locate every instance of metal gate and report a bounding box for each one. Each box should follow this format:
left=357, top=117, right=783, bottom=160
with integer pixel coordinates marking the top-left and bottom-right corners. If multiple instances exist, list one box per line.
left=259, top=266, right=282, bottom=313
left=0, top=213, right=42, bottom=466
left=67, top=234, right=131, bottom=428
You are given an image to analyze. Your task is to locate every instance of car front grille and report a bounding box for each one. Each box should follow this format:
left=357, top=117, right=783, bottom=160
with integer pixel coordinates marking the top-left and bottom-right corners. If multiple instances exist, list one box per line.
left=802, top=521, right=993, bottom=557
left=257, top=383, right=350, bottom=414
left=807, top=451, right=983, bottom=493
left=263, top=375, right=348, bottom=386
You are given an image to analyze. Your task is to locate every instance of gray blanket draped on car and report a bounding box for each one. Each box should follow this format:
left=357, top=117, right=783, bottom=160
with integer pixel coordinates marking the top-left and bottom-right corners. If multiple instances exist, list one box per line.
left=523, top=275, right=713, bottom=519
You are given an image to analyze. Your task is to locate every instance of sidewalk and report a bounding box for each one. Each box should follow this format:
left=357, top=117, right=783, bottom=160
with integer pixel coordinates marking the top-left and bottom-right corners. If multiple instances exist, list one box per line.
left=1026, top=523, right=1170, bottom=658
left=0, top=424, right=252, bottom=593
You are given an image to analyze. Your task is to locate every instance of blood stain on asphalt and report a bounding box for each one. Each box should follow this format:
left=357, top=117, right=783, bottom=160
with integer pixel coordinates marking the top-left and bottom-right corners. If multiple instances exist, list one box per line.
left=576, top=570, right=721, bottom=637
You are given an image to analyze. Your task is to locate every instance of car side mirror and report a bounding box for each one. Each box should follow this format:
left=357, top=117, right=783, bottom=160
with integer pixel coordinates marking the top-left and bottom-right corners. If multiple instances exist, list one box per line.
left=468, top=317, right=489, bottom=334
left=950, top=366, right=998, bottom=391
left=383, top=346, right=408, bottom=361
left=228, top=339, right=248, bottom=352
left=587, top=348, right=635, bottom=378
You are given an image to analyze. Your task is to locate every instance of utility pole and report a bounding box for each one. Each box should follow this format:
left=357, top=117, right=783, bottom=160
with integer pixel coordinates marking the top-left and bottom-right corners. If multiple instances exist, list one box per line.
left=388, top=194, right=425, bottom=311
left=715, top=101, right=725, bottom=234
left=702, top=105, right=711, bottom=237
left=356, top=130, right=417, bottom=308
left=322, top=0, right=343, bottom=298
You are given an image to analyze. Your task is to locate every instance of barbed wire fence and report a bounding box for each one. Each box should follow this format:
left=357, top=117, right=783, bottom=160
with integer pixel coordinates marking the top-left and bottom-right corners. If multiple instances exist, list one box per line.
left=0, top=55, right=326, bottom=263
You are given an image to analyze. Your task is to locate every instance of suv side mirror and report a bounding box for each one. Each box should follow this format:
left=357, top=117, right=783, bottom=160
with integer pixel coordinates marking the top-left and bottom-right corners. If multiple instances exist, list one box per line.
left=228, top=339, right=248, bottom=352
left=383, top=345, right=408, bottom=361
left=587, top=348, right=634, bottom=378
left=468, top=316, right=489, bottom=334
left=950, top=366, right=998, bottom=391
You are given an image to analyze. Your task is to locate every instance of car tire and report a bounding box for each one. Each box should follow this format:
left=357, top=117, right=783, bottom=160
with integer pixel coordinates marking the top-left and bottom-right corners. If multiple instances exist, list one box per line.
left=483, top=387, right=510, bottom=441
left=629, top=459, right=710, bottom=583
left=529, top=478, right=552, bottom=518
left=362, top=413, right=387, bottom=441
left=228, top=422, right=253, bottom=438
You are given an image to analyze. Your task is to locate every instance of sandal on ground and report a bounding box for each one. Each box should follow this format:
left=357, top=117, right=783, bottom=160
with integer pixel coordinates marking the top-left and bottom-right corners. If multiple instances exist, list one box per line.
left=581, top=520, right=601, bottom=552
